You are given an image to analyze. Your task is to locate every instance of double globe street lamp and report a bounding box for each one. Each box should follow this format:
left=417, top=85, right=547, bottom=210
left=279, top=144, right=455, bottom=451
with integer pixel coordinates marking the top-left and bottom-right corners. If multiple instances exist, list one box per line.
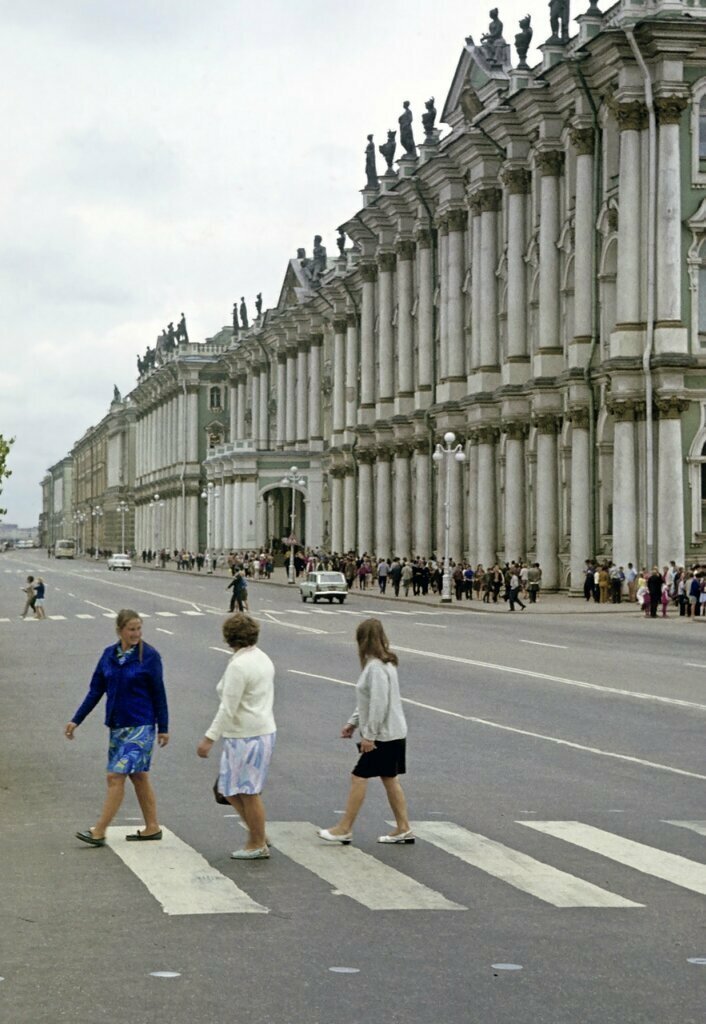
left=149, top=493, right=165, bottom=564
left=73, top=510, right=86, bottom=556
left=91, top=505, right=103, bottom=560
left=432, top=432, right=466, bottom=603
left=200, top=481, right=220, bottom=573
left=116, top=500, right=130, bottom=554
left=281, top=466, right=305, bottom=584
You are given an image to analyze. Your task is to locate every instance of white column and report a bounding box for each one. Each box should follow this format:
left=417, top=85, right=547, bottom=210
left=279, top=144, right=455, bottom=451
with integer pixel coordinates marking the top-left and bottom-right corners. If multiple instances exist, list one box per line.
left=448, top=446, right=464, bottom=562
left=343, top=470, right=357, bottom=553
left=466, top=439, right=479, bottom=566
left=611, top=402, right=638, bottom=569
left=503, top=171, right=529, bottom=361
left=332, top=318, right=347, bottom=438
left=360, top=264, right=376, bottom=413
left=476, top=428, right=497, bottom=567
left=229, top=384, right=238, bottom=441
left=176, top=493, right=184, bottom=551
left=231, top=479, right=243, bottom=550
left=396, top=243, right=415, bottom=398
left=535, top=415, right=560, bottom=589
left=616, top=107, right=643, bottom=326
left=571, top=130, right=595, bottom=353
left=296, top=343, right=309, bottom=445
left=655, top=98, right=687, bottom=324
left=438, top=220, right=449, bottom=380
left=330, top=471, right=344, bottom=553
left=285, top=349, right=297, bottom=445
left=250, top=367, right=260, bottom=446
left=357, top=455, right=374, bottom=555
left=236, top=376, right=247, bottom=440
left=470, top=207, right=482, bottom=372
left=479, top=189, right=501, bottom=368
left=503, top=424, right=526, bottom=562
left=375, top=449, right=392, bottom=557
left=276, top=356, right=287, bottom=445
left=657, top=399, right=686, bottom=567
left=377, top=253, right=395, bottom=412
left=447, top=209, right=467, bottom=381
left=537, top=152, right=563, bottom=351
left=345, top=313, right=359, bottom=435
left=259, top=363, right=269, bottom=448
left=186, top=389, right=199, bottom=463
left=569, top=409, right=592, bottom=590
left=413, top=444, right=430, bottom=557
left=308, top=334, right=322, bottom=442
left=416, top=231, right=434, bottom=396
left=393, top=444, right=412, bottom=559
left=223, top=479, right=234, bottom=550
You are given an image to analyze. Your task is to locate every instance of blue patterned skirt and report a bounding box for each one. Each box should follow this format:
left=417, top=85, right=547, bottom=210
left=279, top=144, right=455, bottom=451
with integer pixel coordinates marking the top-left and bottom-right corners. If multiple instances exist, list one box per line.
left=107, top=725, right=156, bottom=774
left=218, top=732, right=276, bottom=796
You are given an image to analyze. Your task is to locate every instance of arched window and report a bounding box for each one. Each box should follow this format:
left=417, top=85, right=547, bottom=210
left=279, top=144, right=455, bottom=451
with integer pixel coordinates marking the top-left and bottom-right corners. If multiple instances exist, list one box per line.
left=700, top=95, right=706, bottom=160
left=690, top=80, right=706, bottom=185
left=209, top=386, right=221, bottom=410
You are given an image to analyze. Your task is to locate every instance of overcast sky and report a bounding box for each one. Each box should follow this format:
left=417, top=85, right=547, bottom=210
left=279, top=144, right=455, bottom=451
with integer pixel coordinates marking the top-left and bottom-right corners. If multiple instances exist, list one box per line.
left=0, top=0, right=561, bottom=526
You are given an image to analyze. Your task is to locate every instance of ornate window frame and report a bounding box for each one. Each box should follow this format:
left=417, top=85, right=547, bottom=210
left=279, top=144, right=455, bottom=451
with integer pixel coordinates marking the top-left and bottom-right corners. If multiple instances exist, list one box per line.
left=686, top=403, right=706, bottom=542
left=687, top=198, right=706, bottom=351
left=690, top=78, right=706, bottom=187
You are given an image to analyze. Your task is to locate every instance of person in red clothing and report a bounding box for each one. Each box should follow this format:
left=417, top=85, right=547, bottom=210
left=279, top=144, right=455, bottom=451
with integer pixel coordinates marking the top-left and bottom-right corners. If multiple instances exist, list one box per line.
left=65, top=609, right=169, bottom=847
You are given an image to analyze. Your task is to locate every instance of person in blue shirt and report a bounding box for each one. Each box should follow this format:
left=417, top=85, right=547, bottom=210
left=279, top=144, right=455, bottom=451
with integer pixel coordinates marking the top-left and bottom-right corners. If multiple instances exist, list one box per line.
left=65, top=608, right=169, bottom=846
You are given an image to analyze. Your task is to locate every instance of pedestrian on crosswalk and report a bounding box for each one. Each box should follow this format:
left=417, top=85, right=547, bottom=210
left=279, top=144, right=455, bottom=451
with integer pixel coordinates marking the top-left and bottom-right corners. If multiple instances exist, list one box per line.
left=197, top=613, right=276, bottom=861
left=318, top=618, right=413, bottom=847
left=65, top=609, right=170, bottom=847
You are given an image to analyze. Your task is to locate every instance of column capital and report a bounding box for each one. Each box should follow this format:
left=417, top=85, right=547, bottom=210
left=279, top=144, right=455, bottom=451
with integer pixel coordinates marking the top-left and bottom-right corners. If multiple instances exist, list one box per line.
left=447, top=207, right=469, bottom=232
left=378, top=251, right=397, bottom=273
left=477, top=187, right=502, bottom=213
left=568, top=406, right=590, bottom=430
left=569, top=126, right=595, bottom=156
left=412, top=436, right=429, bottom=454
left=360, top=262, right=378, bottom=283
left=329, top=466, right=346, bottom=480
left=332, top=316, right=348, bottom=334
left=346, top=310, right=358, bottom=328
left=436, top=212, right=449, bottom=235
left=654, top=95, right=688, bottom=127
left=309, top=331, right=324, bottom=347
left=607, top=397, right=638, bottom=422
left=394, top=439, right=413, bottom=458
left=475, top=425, right=500, bottom=445
left=297, top=338, right=310, bottom=353
left=501, top=420, right=528, bottom=441
left=655, top=395, right=689, bottom=420
left=613, top=101, right=648, bottom=132
left=375, top=444, right=393, bottom=462
left=396, top=238, right=416, bottom=261
left=415, top=226, right=434, bottom=249
left=501, top=167, right=531, bottom=195
left=468, top=195, right=482, bottom=217
left=533, top=413, right=560, bottom=435
left=355, top=447, right=376, bottom=464
left=535, top=150, right=565, bottom=178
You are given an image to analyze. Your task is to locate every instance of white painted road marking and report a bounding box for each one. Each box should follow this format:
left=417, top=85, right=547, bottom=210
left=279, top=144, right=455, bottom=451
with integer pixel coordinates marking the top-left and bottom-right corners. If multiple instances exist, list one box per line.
left=665, top=820, right=706, bottom=837
left=107, top=826, right=268, bottom=915
left=289, top=669, right=706, bottom=781
left=265, top=822, right=463, bottom=911
left=411, top=821, right=640, bottom=908
left=156, top=611, right=178, bottom=617
left=521, top=821, right=706, bottom=896
left=519, top=640, right=568, bottom=649
left=48, top=615, right=66, bottom=620
left=182, top=610, right=204, bottom=616
left=155, top=628, right=174, bottom=635
left=75, top=614, right=94, bottom=619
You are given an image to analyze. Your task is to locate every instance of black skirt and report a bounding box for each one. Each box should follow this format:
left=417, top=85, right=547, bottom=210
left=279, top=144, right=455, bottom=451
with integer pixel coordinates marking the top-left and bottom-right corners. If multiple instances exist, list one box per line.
left=352, top=738, right=406, bottom=779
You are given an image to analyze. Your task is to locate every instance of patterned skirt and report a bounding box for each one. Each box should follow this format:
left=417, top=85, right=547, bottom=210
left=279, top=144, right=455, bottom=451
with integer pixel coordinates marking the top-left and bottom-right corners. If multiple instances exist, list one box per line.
left=107, top=725, right=156, bottom=774
left=218, top=732, right=276, bottom=796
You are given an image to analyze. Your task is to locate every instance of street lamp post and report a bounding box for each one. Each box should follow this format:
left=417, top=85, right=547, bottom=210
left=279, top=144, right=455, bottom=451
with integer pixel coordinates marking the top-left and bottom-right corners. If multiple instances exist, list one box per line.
left=432, top=431, right=466, bottom=603
left=117, top=500, right=129, bottom=554
left=91, top=505, right=103, bottom=560
left=150, top=492, right=165, bottom=565
left=281, top=466, right=305, bottom=584
left=200, top=482, right=220, bottom=573
left=73, top=511, right=86, bottom=556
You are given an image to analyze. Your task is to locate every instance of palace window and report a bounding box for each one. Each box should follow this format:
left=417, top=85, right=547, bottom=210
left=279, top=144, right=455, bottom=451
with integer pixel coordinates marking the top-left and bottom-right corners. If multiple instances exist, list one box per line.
left=687, top=198, right=706, bottom=351
left=209, top=386, right=222, bottom=410
left=690, top=79, right=706, bottom=186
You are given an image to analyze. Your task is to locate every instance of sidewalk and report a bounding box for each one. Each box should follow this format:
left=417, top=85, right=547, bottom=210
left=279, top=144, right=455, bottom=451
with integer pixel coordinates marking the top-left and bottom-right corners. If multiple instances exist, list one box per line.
left=133, top=558, right=644, bottom=616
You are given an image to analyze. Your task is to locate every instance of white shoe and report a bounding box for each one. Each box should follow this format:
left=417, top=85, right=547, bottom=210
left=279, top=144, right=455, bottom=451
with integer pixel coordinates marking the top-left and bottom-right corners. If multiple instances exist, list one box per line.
left=317, top=828, right=352, bottom=844
left=230, top=846, right=270, bottom=860
left=377, top=830, right=415, bottom=844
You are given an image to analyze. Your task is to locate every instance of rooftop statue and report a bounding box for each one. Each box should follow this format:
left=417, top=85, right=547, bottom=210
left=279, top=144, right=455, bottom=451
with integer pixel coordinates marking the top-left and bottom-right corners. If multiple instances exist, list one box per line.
left=421, top=97, right=437, bottom=138
left=379, top=129, right=397, bottom=172
left=481, top=8, right=507, bottom=67
left=256, top=293, right=263, bottom=317
left=177, top=313, right=189, bottom=344
left=337, top=228, right=346, bottom=257
left=232, top=302, right=239, bottom=335
left=398, top=101, right=417, bottom=158
left=548, top=0, right=570, bottom=43
left=167, top=322, right=177, bottom=348
left=365, top=134, right=379, bottom=188
left=240, top=297, right=249, bottom=329
left=312, top=235, right=327, bottom=279
left=515, top=14, right=533, bottom=69
left=113, top=384, right=121, bottom=402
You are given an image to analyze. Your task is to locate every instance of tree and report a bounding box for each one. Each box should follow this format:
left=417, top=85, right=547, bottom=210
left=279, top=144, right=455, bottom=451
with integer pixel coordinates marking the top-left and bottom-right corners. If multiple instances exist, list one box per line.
left=0, top=434, right=14, bottom=517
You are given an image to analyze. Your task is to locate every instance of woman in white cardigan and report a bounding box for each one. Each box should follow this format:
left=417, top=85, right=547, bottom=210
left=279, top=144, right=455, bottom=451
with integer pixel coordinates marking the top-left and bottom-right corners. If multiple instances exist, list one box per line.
left=318, top=618, right=413, bottom=846
left=197, top=613, right=276, bottom=860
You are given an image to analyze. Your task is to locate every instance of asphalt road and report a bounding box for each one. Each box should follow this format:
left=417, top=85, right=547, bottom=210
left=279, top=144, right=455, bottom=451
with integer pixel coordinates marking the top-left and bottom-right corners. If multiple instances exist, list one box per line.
left=1, top=551, right=705, bottom=1024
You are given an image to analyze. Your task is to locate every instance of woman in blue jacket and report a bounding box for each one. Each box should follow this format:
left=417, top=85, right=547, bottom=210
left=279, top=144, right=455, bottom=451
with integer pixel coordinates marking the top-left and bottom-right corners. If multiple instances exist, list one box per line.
left=65, top=608, right=169, bottom=846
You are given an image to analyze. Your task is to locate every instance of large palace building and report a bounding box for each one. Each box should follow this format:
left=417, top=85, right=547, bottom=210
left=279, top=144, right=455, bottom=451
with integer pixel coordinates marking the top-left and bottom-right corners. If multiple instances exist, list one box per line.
left=41, top=0, right=706, bottom=589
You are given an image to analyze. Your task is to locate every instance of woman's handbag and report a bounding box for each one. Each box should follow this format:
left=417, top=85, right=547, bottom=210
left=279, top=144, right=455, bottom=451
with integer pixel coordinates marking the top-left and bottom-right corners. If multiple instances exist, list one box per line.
left=213, top=779, right=230, bottom=805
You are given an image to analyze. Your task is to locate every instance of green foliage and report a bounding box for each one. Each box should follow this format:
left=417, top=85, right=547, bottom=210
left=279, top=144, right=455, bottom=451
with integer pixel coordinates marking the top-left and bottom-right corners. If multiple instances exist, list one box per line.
left=0, top=434, right=14, bottom=517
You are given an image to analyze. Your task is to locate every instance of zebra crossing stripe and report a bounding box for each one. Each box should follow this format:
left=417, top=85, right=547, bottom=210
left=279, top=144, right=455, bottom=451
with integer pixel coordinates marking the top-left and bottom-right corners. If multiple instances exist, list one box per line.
left=48, top=615, right=66, bottom=620
left=265, top=822, right=464, bottom=911
left=181, top=610, right=204, bottom=616
left=411, top=821, right=641, bottom=908
left=520, top=821, right=706, bottom=896
left=106, top=826, right=268, bottom=915
left=156, top=611, right=178, bottom=617
left=75, top=614, right=94, bottom=619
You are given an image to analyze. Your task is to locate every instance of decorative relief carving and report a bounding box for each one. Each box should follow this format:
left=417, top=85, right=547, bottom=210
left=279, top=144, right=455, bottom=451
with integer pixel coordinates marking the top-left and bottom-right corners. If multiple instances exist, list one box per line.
left=478, top=187, right=503, bottom=213
left=614, top=101, right=648, bottom=133
left=375, top=444, right=393, bottom=462
left=394, top=440, right=413, bottom=458
left=360, top=263, right=378, bottom=283
left=533, top=413, right=560, bottom=434
left=535, top=150, right=565, bottom=178
left=416, top=227, right=433, bottom=249
left=412, top=437, right=429, bottom=453
left=568, top=406, right=590, bottom=430
left=447, top=208, right=469, bottom=232
left=396, top=239, right=416, bottom=261
left=378, top=251, right=397, bottom=273
left=502, top=167, right=531, bottom=195
left=655, top=395, right=690, bottom=419
left=501, top=420, right=528, bottom=441
left=569, top=127, right=595, bottom=155
left=310, top=331, right=324, bottom=347
left=355, top=447, right=376, bottom=464
left=476, top=425, right=500, bottom=445
left=607, top=398, right=637, bottom=422
left=468, top=195, right=483, bottom=217
left=654, top=95, right=688, bottom=127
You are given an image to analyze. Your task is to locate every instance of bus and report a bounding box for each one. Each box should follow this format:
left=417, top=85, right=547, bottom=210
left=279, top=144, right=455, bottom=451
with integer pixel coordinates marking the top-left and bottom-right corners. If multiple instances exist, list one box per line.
left=55, top=539, right=76, bottom=559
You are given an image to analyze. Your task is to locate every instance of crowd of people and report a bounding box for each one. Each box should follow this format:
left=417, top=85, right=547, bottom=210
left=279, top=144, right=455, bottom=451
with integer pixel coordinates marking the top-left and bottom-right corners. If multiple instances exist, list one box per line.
left=584, top=559, right=706, bottom=617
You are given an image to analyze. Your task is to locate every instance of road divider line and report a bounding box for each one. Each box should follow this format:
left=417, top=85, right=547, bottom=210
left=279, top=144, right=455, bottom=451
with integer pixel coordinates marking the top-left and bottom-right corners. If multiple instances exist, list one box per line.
left=663, top=820, right=706, bottom=838
left=410, top=821, right=640, bottom=908
left=84, top=600, right=116, bottom=614
left=107, top=826, right=268, bottom=915
left=265, top=822, right=464, bottom=911
left=155, top=628, right=174, bottom=635
left=521, top=821, right=706, bottom=896
left=288, top=670, right=706, bottom=782
left=519, top=640, right=568, bottom=649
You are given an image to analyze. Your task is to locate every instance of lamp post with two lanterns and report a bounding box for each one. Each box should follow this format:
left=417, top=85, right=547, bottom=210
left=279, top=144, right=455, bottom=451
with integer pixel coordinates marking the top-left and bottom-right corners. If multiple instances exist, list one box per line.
left=432, top=431, right=466, bottom=603
left=91, top=505, right=103, bottom=560
left=149, top=493, right=165, bottom=564
left=200, top=481, right=220, bottom=573
left=73, top=510, right=86, bottom=556
left=281, top=466, right=305, bottom=584
left=116, top=500, right=130, bottom=554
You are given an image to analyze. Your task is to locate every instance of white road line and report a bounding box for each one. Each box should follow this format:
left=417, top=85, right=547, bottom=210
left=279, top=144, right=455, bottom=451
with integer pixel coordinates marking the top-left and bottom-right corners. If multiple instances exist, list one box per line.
left=261, top=611, right=327, bottom=636
left=182, top=610, right=204, bottom=616
left=156, top=628, right=174, bottom=635
left=394, top=645, right=706, bottom=714
left=156, top=611, right=178, bottom=617
left=210, top=647, right=232, bottom=655
left=48, top=615, right=66, bottom=620
left=84, top=600, right=116, bottom=614
left=411, top=821, right=640, bottom=908
left=414, top=622, right=447, bottom=629
left=265, top=822, right=464, bottom=911
left=663, top=820, right=706, bottom=838
left=683, top=663, right=706, bottom=669
left=138, top=612, right=151, bottom=617
left=288, top=669, right=706, bottom=782
left=519, top=640, right=568, bottom=650
left=521, top=821, right=706, bottom=896
left=75, top=614, right=94, bottom=619
left=106, top=826, right=268, bottom=915
left=0, top=617, right=10, bottom=622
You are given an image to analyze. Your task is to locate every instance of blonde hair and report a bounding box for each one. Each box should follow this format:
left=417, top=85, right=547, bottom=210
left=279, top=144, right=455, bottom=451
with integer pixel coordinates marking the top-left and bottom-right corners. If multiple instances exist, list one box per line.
left=116, top=609, right=143, bottom=661
left=355, top=618, right=398, bottom=668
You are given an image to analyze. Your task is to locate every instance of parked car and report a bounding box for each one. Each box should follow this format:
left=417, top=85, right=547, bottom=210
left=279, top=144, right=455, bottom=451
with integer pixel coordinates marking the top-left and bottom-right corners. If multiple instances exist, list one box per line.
left=299, top=570, right=348, bottom=604
left=107, top=553, right=132, bottom=571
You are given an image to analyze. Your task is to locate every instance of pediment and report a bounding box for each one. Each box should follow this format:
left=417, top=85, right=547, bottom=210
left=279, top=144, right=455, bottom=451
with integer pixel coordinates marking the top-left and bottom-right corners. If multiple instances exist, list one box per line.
left=442, top=39, right=511, bottom=129
left=276, top=259, right=316, bottom=311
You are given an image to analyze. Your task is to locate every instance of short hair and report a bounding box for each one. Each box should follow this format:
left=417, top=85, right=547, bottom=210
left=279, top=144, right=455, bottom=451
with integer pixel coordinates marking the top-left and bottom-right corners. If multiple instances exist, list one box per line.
left=222, top=613, right=260, bottom=650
